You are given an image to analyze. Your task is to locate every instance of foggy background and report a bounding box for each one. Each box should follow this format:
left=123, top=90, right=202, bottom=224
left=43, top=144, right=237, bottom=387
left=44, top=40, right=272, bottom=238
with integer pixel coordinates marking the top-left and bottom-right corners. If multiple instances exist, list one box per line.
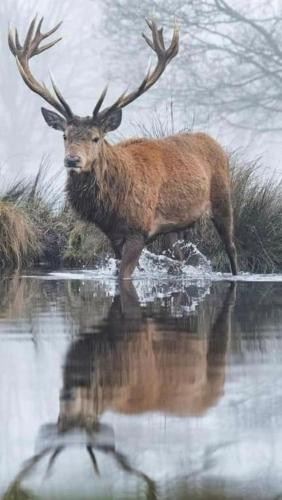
left=1, top=0, right=282, bottom=187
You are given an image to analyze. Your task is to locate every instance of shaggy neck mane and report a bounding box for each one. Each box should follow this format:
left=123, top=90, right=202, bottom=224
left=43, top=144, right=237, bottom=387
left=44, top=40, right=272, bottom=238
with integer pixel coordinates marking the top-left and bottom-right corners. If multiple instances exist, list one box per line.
left=95, top=140, right=133, bottom=212
left=67, top=140, right=134, bottom=230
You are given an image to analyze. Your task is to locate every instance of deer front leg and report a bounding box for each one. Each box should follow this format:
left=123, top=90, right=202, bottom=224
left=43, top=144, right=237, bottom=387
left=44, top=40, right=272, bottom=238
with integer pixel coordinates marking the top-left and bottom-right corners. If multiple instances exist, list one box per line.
left=119, top=234, right=145, bottom=280
left=110, top=236, right=125, bottom=277
left=111, top=236, right=124, bottom=260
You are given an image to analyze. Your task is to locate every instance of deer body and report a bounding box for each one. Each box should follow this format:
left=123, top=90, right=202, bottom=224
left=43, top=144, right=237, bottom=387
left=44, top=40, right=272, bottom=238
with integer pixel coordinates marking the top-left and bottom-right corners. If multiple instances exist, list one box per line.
left=67, top=133, right=214, bottom=236
left=9, top=17, right=238, bottom=278
left=66, top=131, right=236, bottom=277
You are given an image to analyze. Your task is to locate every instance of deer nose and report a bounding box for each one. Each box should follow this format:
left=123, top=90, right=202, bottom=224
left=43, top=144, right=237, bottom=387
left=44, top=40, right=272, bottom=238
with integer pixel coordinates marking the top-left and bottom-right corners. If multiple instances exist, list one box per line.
left=65, top=155, right=81, bottom=168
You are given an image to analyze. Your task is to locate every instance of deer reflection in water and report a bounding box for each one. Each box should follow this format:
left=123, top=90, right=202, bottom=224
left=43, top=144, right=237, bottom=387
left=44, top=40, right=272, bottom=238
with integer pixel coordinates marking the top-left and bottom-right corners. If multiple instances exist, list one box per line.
left=4, top=281, right=236, bottom=500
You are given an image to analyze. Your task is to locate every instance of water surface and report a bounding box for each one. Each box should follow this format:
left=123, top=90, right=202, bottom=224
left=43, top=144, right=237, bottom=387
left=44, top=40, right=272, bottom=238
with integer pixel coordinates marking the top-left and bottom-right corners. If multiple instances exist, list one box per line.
left=1, top=271, right=282, bottom=499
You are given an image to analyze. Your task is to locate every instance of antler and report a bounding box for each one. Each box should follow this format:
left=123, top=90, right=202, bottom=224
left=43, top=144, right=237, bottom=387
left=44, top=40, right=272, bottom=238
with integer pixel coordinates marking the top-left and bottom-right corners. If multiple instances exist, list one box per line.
left=93, top=19, right=179, bottom=121
left=8, top=16, right=73, bottom=119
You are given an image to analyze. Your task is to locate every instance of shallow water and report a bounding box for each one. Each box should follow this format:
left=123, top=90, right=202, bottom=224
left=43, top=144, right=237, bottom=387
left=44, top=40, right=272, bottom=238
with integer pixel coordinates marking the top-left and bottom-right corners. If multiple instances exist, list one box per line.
left=1, top=267, right=282, bottom=499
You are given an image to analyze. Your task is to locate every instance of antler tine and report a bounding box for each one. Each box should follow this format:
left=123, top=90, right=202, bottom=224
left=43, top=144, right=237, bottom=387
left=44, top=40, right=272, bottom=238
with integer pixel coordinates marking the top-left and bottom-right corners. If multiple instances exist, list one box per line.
left=93, top=86, right=108, bottom=118
left=158, top=27, right=165, bottom=50
left=23, top=15, right=37, bottom=51
left=144, top=19, right=165, bottom=55
left=15, top=28, right=22, bottom=51
left=8, top=28, right=16, bottom=55
left=148, top=19, right=163, bottom=56
left=43, top=20, right=63, bottom=40
left=8, top=17, right=73, bottom=119
left=146, top=19, right=179, bottom=61
left=97, top=88, right=129, bottom=120
left=169, top=24, right=180, bottom=58
left=8, top=27, right=21, bottom=55
left=34, top=17, right=44, bottom=38
left=95, top=19, right=179, bottom=120
left=34, top=37, right=62, bottom=56
left=50, top=73, right=73, bottom=117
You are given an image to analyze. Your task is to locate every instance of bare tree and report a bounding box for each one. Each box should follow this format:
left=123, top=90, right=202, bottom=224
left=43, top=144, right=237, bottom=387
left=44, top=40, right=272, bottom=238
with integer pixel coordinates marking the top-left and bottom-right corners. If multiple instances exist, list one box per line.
left=101, top=0, right=282, bottom=133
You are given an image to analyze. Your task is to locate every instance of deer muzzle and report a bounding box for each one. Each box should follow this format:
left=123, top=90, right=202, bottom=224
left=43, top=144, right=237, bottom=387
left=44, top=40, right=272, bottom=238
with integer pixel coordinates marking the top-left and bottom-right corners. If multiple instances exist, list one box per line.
left=65, top=155, right=81, bottom=170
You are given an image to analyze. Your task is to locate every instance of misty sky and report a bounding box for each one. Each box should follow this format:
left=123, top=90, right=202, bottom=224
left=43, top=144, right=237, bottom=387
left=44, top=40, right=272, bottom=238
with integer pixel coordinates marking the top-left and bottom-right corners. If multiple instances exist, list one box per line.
left=0, top=0, right=281, bottom=187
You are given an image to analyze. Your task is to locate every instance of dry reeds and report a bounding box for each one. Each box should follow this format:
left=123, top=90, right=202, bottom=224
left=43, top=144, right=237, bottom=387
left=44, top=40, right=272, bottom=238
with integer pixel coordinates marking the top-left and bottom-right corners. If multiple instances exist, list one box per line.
left=0, top=200, right=38, bottom=269
left=188, top=157, right=282, bottom=273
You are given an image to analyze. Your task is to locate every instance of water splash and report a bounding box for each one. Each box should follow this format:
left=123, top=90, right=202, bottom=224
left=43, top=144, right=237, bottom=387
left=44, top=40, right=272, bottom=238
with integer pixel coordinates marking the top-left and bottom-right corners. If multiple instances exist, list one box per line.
left=45, top=242, right=213, bottom=313
left=138, top=242, right=211, bottom=278
left=49, top=242, right=211, bottom=281
left=69, top=243, right=208, bottom=277
left=26, top=241, right=282, bottom=298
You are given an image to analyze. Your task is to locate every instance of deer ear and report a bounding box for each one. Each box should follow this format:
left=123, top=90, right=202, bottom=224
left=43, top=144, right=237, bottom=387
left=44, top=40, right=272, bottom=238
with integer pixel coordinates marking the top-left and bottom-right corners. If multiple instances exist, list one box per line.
left=41, top=107, right=66, bottom=131
left=101, top=109, right=122, bottom=132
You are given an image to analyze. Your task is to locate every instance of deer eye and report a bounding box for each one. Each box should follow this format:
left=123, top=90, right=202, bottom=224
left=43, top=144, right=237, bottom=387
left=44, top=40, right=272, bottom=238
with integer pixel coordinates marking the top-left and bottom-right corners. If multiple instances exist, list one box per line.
left=92, top=137, right=99, bottom=143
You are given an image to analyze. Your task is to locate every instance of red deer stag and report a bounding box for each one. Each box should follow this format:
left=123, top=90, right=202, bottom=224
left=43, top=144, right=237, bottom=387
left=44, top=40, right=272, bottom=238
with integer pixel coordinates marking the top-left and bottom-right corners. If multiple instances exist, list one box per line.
left=8, top=17, right=238, bottom=279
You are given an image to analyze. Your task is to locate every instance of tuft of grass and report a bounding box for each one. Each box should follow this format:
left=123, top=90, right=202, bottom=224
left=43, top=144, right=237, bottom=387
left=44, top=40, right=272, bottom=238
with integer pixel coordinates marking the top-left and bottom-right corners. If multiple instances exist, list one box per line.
left=0, top=162, right=66, bottom=270
left=0, top=201, right=38, bottom=270
left=232, top=158, right=282, bottom=272
left=135, top=107, right=192, bottom=139
left=63, top=220, right=110, bottom=267
left=0, top=160, right=109, bottom=271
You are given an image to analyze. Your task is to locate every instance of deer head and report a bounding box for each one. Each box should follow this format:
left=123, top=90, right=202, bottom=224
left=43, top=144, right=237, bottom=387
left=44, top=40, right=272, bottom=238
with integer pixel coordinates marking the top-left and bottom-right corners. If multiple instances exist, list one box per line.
left=8, top=17, right=179, bottom=173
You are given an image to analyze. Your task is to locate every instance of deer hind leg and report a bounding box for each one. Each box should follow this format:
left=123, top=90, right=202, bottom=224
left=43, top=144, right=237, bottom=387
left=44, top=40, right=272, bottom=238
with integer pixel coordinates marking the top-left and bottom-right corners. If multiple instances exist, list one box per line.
left=119, top=234, right=145, bottom=280
left=211, top=194, right=238, bottom=275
